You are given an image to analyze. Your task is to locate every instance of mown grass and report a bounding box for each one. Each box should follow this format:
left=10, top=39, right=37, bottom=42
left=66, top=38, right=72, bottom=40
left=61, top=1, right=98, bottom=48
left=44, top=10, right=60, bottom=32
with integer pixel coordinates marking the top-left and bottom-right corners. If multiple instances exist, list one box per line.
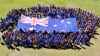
left=0, top=0, right=100, bottom=17
left=0, top=0, right=100, bottom=56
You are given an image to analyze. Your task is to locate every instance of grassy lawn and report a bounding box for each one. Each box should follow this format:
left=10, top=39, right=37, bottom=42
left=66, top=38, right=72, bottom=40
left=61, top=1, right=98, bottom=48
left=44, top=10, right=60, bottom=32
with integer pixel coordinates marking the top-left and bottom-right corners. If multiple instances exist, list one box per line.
left=0, top=0, right=100, bottom=56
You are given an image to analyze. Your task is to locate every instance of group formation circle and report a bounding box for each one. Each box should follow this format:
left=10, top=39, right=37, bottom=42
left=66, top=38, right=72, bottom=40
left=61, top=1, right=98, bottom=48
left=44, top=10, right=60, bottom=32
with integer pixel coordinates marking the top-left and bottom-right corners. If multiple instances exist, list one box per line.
left=0, top=5, right=99, bottom=49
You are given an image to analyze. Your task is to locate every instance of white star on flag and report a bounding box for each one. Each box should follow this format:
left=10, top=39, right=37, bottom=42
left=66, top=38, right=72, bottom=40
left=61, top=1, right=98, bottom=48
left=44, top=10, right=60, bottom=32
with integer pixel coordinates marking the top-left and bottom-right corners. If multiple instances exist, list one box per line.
left=61, top=30, right=65, bottom=32
left=53, top=24, right=57, bottom=27
left=67, top=21, right=71, bottom=24
left=61, top=20, right=64, bottom=23
left=29, top=27, right=34, bottom=31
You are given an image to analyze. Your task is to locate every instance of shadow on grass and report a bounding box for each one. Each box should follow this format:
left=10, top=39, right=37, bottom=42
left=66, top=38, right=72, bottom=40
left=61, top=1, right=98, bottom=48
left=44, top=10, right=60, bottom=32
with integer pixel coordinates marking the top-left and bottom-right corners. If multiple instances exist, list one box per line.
left=0, top=42, right=83, bottom=51
left=0, top=30, right=99, bottom=51
left=0, top=35, right=98, bottom=51
left=21, top=44, right=82, bottom=50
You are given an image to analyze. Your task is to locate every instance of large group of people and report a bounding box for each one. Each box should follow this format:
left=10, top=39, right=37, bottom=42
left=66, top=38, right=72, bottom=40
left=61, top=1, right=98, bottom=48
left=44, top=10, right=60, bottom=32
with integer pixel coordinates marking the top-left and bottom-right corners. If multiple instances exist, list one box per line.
left=0, top=4, right=100, bottom=49
left=2, top=29, right=89, bottom=48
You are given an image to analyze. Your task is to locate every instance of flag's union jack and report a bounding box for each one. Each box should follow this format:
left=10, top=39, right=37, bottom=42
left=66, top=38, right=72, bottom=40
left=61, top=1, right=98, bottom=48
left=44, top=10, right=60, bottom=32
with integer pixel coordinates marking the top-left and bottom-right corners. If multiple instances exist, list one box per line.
left=21, top=15, right=49, bottom=26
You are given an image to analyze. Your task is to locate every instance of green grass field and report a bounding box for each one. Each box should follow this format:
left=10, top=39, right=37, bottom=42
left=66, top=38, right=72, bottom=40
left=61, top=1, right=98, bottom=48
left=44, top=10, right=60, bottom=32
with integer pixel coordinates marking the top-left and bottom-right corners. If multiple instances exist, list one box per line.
left=0, top=0, right=100, bottom=56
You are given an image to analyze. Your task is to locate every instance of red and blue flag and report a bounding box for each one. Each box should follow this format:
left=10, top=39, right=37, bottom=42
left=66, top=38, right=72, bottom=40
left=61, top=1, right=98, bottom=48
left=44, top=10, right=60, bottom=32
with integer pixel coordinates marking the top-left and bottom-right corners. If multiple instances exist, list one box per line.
left=16, top=15, right=79, bottom=32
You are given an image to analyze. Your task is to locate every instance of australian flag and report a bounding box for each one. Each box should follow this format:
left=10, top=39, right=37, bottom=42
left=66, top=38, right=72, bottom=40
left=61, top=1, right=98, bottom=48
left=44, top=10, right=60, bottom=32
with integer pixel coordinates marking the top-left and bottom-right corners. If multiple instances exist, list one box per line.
left=16, top=15, right=79, bottom=32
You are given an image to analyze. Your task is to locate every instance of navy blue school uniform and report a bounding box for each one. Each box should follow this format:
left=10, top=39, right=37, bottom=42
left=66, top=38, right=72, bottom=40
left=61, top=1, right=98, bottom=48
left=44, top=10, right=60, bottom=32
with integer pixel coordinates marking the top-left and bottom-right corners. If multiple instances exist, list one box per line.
left=27, top=40, right=31, bottom=44
left=10, top=37, right=13, bottom=41
left=23, top=39, right=28, bottom=44
left=68, top=39, right=71, bottom=44
left=4, top=40, right=9, bottom=45
left=80, top=38, right=84, bottom=45
left=7, top=36, right=10, bottom=39
left=20, top=39, right=24, bottom=44
left=55, top=39, right=59, bottom=45
left=40, top=37, right=45, bottom=44
left=24, top=36, right=27, bottom=40
left=37, top=37, right=40, bottom=44
left=39, top=37, right=43, bottom=44
left=49, top=38, right=53, bottom=45
left=44, top=37, right=49, bottom=44
left=8, top=40, right=12, bottom=44
left=73, top=37, right=76, bottom=44
left=62, top=39, right=65, bottom=45
left=13, top=37, right=17, bottom=41
left=52, top=38, right=56, bottom=45
left=74, top=40, right=77, bottom=44
left=76, top=37, right=80, bottom=44
left=44, top=39, right=48, bottom=45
